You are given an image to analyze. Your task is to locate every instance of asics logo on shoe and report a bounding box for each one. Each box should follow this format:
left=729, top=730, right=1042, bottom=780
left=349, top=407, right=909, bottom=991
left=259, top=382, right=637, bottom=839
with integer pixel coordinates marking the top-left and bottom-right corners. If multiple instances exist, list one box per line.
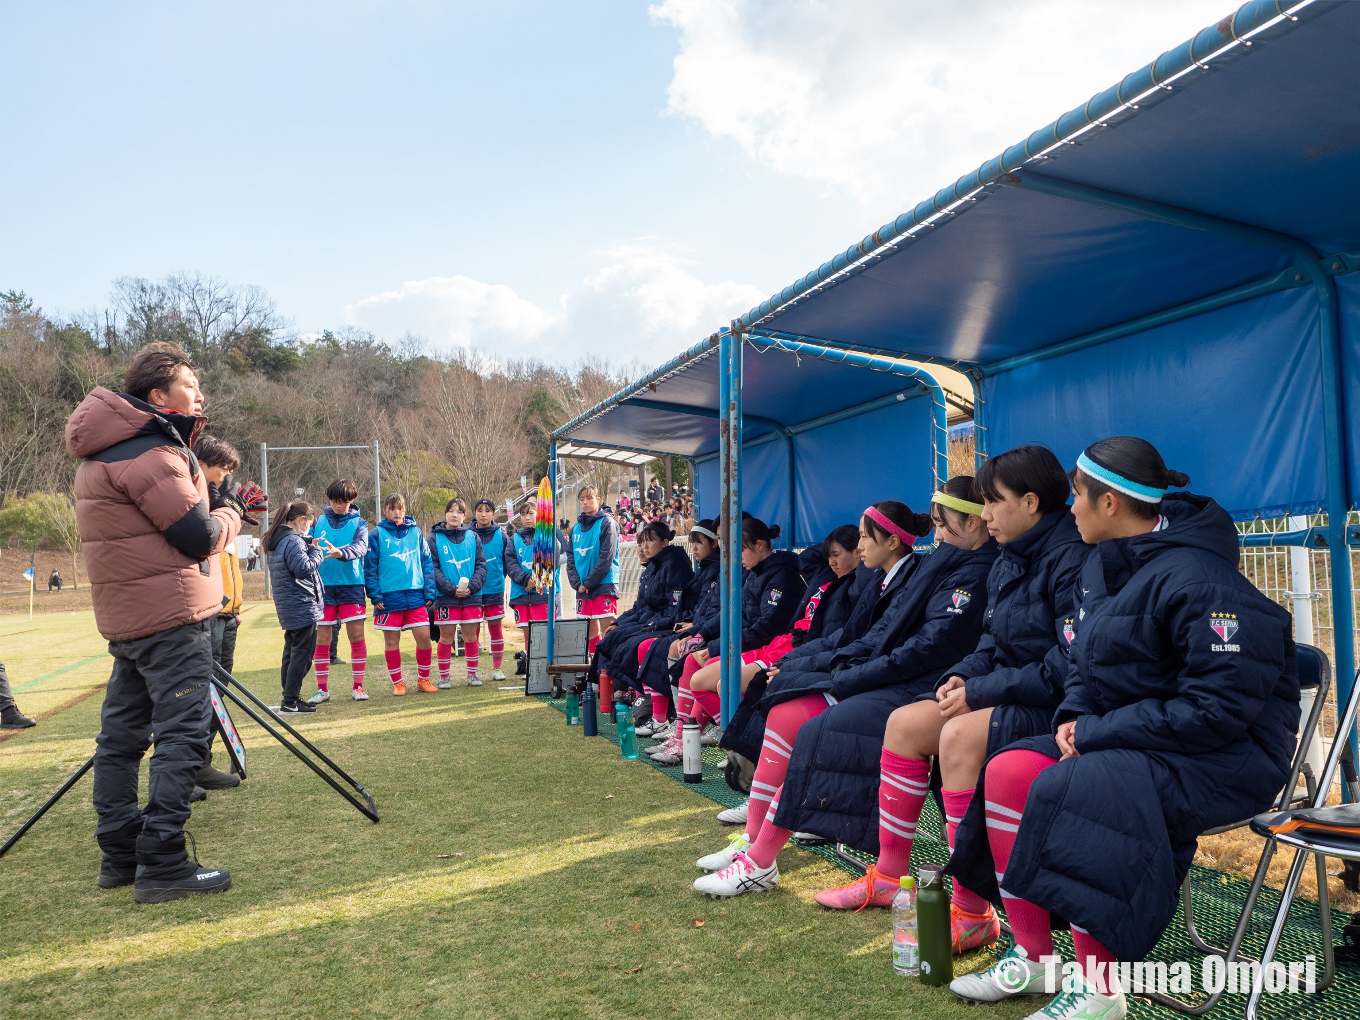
left=197, top=871, right=222, bottom=880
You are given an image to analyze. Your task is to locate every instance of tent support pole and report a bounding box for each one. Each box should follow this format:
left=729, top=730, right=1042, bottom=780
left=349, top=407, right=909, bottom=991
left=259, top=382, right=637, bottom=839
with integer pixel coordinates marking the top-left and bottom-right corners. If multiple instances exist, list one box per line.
left=547, top=440, right=557, bottom=666
left=996, top=170, right=1357, bottom=788
left=719, top=328, right=743, bottom=727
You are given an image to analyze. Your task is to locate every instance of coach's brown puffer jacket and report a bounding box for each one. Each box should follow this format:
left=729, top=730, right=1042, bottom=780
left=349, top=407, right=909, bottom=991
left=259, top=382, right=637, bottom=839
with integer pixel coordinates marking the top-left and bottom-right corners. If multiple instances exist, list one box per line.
left=65, top=387, right=241, bottom=642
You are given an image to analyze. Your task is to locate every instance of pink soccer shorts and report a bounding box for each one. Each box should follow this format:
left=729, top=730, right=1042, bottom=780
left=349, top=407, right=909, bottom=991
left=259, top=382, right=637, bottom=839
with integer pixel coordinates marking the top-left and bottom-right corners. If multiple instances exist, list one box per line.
left=576, top=595, right=619, bottom=620
left=433, top=604, right=483, bottom=624
left=322, top=603, right=367, bottom=625
left=373, top=606, right=430, bottom=631
left=512, top=603, right=548, bottom=628
left=481, top=601, right=506, bottom=622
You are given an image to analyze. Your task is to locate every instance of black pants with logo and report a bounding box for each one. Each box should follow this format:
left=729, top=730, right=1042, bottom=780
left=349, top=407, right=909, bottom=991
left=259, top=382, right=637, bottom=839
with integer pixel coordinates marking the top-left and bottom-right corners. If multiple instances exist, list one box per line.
left=93, top=619, right=214, bottom=840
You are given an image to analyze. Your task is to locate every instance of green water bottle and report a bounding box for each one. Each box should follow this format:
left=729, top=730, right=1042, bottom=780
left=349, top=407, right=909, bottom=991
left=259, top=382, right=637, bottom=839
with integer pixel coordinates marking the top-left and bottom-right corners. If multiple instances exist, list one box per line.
left=916, top=865, right=952, bottom=986
left=566, top=688, right=580, bottom=727
left=616, top=701, right=640, bottom=760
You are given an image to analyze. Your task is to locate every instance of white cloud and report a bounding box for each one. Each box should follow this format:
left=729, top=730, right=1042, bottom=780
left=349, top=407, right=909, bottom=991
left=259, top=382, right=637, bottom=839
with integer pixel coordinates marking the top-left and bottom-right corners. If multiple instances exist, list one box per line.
left=343, top=244, right=765, bottom=362
left=343, top=275, right=557, bottom=352
left=652, top=0, right=1232, bottom=210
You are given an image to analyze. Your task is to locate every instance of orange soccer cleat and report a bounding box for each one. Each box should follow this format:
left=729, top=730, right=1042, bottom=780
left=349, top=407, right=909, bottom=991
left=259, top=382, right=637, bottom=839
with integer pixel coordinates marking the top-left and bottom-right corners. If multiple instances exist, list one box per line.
left=951, top=902, right=1002, bottom=954
left=813, top=865, right=900, bottom=911
left=416, top=678, right=438, bottom=693
left=392, top=680, right=407, bottom=696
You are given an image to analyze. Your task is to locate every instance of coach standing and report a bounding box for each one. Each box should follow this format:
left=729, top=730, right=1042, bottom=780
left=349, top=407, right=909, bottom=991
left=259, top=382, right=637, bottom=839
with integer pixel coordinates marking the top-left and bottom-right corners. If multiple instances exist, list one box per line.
left=65, top=342, right=265, bottom=903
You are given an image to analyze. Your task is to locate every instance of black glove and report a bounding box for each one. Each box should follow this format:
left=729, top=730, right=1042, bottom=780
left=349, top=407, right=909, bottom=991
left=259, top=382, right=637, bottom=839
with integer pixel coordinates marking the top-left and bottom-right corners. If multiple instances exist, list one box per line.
left=222, top=481, right=268, bottom=527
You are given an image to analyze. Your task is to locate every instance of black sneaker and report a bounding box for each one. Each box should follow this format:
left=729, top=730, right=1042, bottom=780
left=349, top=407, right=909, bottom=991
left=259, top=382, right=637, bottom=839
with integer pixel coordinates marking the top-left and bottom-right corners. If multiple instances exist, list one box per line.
left=278, top=700, right=316, bottom=714
left=1, top=706, right=36, bottom=729
left=133, top=833, right=232, bottom=904
left=190, top=786, right=207, bottom=803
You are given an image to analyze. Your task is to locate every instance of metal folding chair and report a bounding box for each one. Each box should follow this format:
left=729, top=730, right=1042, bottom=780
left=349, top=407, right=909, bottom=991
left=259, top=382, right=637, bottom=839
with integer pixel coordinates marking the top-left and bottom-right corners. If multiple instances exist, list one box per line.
left=1145, top=643, right=1336, bottom=1014
left=1241, top=650, right=1360, bottom=1020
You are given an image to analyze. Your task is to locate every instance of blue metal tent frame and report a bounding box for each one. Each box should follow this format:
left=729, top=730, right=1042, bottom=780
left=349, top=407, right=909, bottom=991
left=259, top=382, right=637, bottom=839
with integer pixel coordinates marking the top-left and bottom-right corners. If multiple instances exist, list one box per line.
left=549, top=334, right=950, bottom=720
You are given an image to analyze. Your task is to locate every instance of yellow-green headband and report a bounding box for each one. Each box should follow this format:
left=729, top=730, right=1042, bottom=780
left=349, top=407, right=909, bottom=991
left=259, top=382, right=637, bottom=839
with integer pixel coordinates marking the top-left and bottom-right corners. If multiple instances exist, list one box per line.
left=932, top=491, right=984, bottom=516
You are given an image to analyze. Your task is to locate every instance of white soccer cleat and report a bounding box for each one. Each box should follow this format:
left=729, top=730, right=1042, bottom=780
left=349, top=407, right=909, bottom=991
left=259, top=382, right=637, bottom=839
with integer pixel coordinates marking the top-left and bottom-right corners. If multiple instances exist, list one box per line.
left=950, top=944, right=1050, bottom=1002
left=1023, top=984, right=1126, bottom=1020
left=307, top=689, right=330, bottom=705
left=351, top=686, right=369, bottom=701
left=437, top=676, right=452, bottom=690
left=716, top=798, right=749, bottom=825
left=491, top=668, right=507, bottom=682
left=692, top=851, right=779, bottom=898
left=699, top=723, right=721, bottom=746
left=696, top=831, right=752, bottom=871
left=466, top=675, right=483, bottom=687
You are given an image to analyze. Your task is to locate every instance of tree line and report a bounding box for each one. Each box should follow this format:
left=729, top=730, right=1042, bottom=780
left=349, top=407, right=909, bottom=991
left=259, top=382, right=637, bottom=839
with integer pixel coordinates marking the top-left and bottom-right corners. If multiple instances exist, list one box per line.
left=0, top=275, right=682, bottom=554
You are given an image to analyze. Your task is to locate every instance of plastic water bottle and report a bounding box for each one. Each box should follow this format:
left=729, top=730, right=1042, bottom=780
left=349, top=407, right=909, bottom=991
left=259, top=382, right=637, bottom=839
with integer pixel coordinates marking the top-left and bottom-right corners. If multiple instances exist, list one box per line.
left=892, top=877, right=919, bottom=976
left=616, top=702, right=640, bottom=759
left=916, top=865, right=953, bottom=985
left=682, top=720, right=703, bottom=783
left=565, top=688, right=580, bottom=727
left=581, top=684, right=598, bottom=737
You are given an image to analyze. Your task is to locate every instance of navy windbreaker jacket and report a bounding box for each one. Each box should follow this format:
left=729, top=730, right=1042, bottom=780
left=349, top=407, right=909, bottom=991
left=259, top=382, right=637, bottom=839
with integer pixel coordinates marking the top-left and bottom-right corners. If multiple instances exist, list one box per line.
left=712, top=549, right=806, bottom=655
left=949, top=493, right=1299, bottom=960
left=949, top=508, right=1088, bottom=711
left=780, top=564, right=878, bottom=667
left=267, top=525, right=325, bottom=630
left=757, top=540, right=999, bottom=851
left=615, top=543, right=694, bottom=633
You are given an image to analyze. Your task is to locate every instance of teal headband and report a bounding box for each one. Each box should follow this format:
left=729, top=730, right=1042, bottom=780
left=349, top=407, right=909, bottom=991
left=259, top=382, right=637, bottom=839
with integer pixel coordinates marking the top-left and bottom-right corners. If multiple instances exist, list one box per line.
left=1076, top=451, right=1165, bottom=503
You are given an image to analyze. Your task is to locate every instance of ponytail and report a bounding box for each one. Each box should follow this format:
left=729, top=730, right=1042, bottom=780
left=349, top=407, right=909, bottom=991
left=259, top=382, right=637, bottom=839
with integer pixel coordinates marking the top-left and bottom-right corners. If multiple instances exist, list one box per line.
left=265, top=500, right=313, bottom=551
left=740, top=515, right=781, bottom=548
left=1072, top=436, right=1189, bottom=520
left=861, top=499, right=933, bottom=546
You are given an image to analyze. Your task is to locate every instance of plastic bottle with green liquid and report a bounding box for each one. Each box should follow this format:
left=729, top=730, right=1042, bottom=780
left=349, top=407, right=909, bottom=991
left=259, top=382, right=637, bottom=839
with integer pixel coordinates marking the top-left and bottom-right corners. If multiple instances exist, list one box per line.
left=616, top=701, right=640, bottom=759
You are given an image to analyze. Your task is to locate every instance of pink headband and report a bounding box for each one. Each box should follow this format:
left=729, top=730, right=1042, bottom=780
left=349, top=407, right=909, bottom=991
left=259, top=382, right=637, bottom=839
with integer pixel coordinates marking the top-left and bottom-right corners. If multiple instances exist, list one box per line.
left=863, top=505, right=913, bottom=544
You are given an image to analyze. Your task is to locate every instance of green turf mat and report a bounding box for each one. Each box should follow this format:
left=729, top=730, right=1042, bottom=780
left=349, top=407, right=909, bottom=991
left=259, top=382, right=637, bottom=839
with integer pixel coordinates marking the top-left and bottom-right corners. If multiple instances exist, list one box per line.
left=539, top=694, right=1360, bottom=1019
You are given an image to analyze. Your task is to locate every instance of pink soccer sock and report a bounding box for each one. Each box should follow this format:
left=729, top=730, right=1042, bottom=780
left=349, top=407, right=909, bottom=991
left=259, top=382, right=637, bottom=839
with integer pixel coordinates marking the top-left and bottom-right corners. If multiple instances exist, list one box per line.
left=488, top=621, right=504, bottom=668
left=675, top=656, right=706, bottom=724
left=691, top=688, right=720, bottom=725
left=385, top=648, right=403, bottom=685
left=465, top=638, right=479, bottom=678
left=1071, top=928, right=1119, bottom=994
left=984, top=749, right=1060, bottom=960
left=941, top=787, right=992, bottom=914
left=744, top=693, right=830, bottom=842
left=313, top=643, right=331, bottom=691
left=650, top=692, right=670, bottom=723
left=747, top=785, right=792, bottom=869
left=415, top=646, right=432, bottom=682
left=350, top=640, right=367, bottom=688
left=876, top=748, right=930, bottom=879
left=436, top=642, right=453, bottom=682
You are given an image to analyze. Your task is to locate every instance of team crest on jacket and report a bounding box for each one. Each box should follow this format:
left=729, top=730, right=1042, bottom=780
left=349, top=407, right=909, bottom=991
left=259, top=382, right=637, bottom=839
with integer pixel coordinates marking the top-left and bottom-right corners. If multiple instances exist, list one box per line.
left=1210, top=612, right=1241, bottom=651
left=947, top=589, right=972, bottom=614
left=1062, top=618, right=1075, bottom=644
left=767, top=589, right=783, bottom=605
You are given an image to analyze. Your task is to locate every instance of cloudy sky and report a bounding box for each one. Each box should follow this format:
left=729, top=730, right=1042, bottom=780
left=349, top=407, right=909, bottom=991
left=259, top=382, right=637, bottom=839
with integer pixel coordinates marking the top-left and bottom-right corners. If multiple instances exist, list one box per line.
left=5, top=0, right=1231, bottom=365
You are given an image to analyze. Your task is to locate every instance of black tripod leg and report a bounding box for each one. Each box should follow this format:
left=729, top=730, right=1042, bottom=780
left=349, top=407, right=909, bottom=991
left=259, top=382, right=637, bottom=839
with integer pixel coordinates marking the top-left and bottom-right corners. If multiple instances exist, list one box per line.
left=0, top=755, right=95, bottom=858
left=213, top=683, right=379, bottom=823
left=213, top=665, right=372, bottom=799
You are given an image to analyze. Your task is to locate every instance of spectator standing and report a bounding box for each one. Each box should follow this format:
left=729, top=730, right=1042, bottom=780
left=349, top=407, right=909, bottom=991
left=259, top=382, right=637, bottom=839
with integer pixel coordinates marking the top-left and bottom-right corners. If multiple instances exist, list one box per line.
left=65, top=341, right=264, bottom=902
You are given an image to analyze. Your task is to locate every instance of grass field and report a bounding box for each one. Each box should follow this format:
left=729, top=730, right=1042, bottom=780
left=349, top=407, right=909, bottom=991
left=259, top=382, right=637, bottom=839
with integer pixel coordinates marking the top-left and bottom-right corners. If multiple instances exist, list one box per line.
left=0, top=605, right=1040, bottom=1020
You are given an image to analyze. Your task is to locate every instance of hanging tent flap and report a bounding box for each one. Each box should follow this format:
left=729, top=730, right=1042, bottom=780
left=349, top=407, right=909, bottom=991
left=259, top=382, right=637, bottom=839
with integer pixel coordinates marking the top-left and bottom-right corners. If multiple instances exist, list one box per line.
left=981, top=287, right=1324, bottom=520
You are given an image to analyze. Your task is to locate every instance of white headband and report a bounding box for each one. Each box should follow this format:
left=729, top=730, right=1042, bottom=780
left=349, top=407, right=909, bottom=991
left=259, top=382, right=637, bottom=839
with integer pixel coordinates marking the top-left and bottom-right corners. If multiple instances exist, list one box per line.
left=689, top=525, right=718, bottom=541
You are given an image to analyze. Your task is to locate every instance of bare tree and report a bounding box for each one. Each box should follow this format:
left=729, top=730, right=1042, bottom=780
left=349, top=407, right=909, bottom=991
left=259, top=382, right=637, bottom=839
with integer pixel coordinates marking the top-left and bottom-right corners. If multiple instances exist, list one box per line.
left=426, top=353, right=531, bottom=506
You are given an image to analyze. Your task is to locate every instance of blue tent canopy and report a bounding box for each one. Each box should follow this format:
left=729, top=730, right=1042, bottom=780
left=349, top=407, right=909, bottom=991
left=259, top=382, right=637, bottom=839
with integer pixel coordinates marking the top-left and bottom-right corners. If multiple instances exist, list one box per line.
left=556, top=339, right=947, bottom=548
left=550, top=1, right=1360, bottom=765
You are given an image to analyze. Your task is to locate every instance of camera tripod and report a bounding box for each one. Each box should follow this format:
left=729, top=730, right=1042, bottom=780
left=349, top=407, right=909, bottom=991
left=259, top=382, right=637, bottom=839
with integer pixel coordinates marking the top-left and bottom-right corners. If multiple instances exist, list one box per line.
left=0, top=664, right=378, bottom=859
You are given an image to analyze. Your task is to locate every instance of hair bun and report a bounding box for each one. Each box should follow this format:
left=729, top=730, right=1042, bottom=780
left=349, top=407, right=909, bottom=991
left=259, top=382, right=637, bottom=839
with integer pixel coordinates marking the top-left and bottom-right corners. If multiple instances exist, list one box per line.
left=911, top=512, right=934, bottom=537
left=767, top=524, right=781, bottom=540
left=1166, top=469, right=1190, bottom=488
